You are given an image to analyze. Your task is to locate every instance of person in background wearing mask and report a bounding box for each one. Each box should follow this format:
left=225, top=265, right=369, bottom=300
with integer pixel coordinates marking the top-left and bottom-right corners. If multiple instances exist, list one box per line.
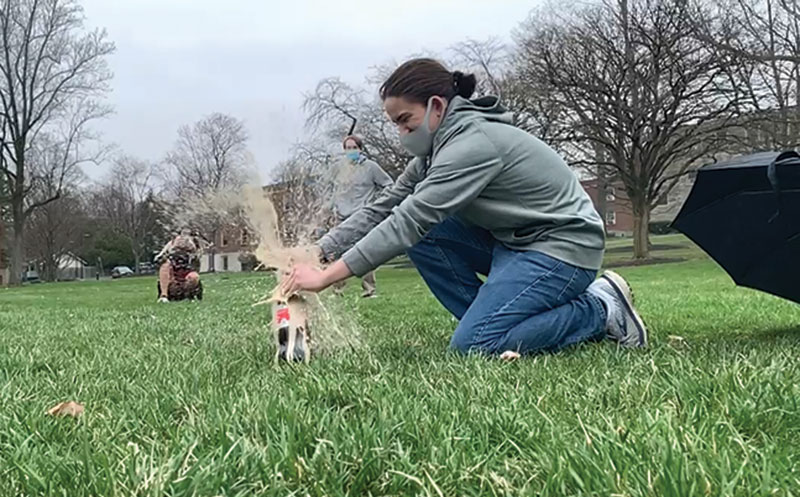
left=329, top=135, right=393, bottom=298
left=285, top=58, right=648, bottom=358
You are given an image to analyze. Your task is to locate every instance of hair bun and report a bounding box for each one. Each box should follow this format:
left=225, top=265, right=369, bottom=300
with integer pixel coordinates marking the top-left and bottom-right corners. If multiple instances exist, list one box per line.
left=452, top=71, right=477, bottom=99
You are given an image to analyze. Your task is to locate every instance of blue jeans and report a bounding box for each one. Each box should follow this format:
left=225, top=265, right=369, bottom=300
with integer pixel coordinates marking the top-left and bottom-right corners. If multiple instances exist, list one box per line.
left=407, top=217, right=607, bottom=355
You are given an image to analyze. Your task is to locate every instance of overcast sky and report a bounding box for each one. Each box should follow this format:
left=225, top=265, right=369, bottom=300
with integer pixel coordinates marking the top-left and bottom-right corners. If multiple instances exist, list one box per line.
left=79, top=0, right=538, bottom=181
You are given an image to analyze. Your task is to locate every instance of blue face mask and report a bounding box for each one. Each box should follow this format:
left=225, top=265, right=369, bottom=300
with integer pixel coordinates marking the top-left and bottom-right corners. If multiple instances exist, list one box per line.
left=345, top=150, right=361, bottom=162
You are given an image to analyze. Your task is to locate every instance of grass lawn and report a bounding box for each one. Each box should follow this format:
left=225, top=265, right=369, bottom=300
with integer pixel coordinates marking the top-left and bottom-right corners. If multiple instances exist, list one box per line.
left=1, top=243, right=799, bottom=496
left=603, top=233, right=709, bottom=267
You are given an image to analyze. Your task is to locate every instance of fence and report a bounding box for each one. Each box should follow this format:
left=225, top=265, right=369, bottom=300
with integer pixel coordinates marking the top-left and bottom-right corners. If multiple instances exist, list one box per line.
left=56, top=265, right=98, bottom=281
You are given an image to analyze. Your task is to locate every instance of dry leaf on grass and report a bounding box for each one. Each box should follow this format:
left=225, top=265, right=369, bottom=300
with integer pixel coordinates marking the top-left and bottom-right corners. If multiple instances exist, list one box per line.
left=668, top=335, right=688, bottom=349
left=46, top=401, right=84, bottom=417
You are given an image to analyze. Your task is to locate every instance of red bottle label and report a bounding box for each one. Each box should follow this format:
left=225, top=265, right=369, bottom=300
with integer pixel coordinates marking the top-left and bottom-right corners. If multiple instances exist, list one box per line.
left=276, top=307, right=290, bottom=323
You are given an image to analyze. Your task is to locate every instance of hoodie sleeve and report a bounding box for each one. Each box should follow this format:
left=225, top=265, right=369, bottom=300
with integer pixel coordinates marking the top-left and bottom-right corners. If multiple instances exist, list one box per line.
left=370, top=161, right=394, bottom=189
left=341, top=129, right=503, bottom=276
left=318, top=158, right=423, bottom=261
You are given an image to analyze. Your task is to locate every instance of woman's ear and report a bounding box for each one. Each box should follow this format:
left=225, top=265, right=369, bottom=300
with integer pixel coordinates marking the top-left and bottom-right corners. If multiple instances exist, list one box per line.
left=432, top=96, right=447, bottom=115
left=429, top=96, right=448, bottom=129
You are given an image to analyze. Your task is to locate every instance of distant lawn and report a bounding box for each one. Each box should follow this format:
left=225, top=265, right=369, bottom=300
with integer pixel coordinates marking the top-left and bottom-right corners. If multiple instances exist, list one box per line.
left=603, top=233, right=708, bottom=267
left=385, top=233, right=709, bottom=269
left=1, top=257, right=799, bottom=495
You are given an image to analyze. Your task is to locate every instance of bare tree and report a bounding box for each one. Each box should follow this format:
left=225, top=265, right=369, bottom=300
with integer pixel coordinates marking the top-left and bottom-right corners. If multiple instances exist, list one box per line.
left=162, top=113, right=252, bottom=270
left=364, top=49, right=445, bottom=88
left=1, top=171, right=9, bottom=279
left=354, top=103, right=411, bottom=178
left=0, top=0, right=113, bottom=284
left=92, top=156, right=160, bottom=273
left=692, top=0, right=800, bottom=63
left=293, top=73, right=415, bottom=247
left=268, top=153, right=335, bottom=247
left=165, top=113, right=250, bottom=197
left=691, top=0, right=800, bottom=149
left=302, top=74, right=410, bottom=178
left=302, top=77, right=363, bottom=135
left=450, top=37, right=509, bottom=96
left=515, top=0, right=745, bottom=259
left=25, top=190, right=87, bottom=281
left=502, top=69, right=574, bottom=147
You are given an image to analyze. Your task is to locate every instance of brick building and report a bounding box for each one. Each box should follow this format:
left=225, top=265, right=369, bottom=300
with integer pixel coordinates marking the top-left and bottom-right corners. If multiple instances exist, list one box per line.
left=199, top=224, right=257, bottom=273
left=580, top=179, right=636, bottom=235
left=580, top=173, right=695, bottom=236
left=579, top=107, right=796, bottom=236
left=198, top=182, right=297, bottom=273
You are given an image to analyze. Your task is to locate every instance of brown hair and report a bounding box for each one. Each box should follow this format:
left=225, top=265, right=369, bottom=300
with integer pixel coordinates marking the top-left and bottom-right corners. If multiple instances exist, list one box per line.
left=342, top=135, right=364, bottom=150
left=379, top=58, right=477, bottom=104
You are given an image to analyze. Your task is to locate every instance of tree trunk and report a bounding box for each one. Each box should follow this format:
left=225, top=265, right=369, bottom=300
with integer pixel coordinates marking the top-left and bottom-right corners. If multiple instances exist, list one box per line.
left=133, top=251, right=141, bottom=274
left=42, top=258, right=51, bottom=282
left=10, top=202, right=25, bottom=286
left=208, top=228, right=217, bottom=272
left=595, top=160, right=608, bottom=234
left=632, top=202, right=650, bottom=260
left=0, top=218, right=5, bottom=284
left=9, top=143, right=26, bottom=286
left=597, top=181, right=608, bottom=232
left=11, top=226, right=24, bottom=285
left=44, top=237, right=57, bottom=281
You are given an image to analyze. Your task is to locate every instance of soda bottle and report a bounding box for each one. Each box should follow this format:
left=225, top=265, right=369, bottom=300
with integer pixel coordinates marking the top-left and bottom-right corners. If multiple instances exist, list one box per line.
left=274, top=302, right=306, bottom=362
left=275, top=302, right=290, bottom=360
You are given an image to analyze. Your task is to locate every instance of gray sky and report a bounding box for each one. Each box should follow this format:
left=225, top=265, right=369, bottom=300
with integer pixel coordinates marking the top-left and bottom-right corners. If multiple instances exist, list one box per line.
left=80, top=0, right=537, bottom=181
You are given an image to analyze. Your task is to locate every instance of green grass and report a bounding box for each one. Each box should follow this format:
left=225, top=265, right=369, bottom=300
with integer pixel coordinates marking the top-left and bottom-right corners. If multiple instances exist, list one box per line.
left=603, top=233, right=709, bottom=267
left=1, top=256, right=799, bottom=496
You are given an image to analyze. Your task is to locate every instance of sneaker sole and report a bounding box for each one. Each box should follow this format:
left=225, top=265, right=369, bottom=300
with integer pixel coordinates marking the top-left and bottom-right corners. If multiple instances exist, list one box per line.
left=601, top=271, right=648, bottom=347
left=603, top=270, right=634, bottom=304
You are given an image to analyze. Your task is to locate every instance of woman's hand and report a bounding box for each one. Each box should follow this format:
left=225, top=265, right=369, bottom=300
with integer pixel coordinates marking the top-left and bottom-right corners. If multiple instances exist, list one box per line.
left=281, top=264, right=328, bottom=294
left=281, top=259, right=353, bottom=295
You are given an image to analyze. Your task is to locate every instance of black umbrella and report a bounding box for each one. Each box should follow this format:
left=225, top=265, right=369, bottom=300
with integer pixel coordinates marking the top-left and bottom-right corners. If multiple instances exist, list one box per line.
left=673, top=150, right=800, bottom=304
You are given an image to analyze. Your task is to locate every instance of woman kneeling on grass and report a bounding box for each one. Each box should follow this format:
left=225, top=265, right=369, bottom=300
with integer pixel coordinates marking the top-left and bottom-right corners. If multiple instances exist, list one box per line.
left=283, top=58, right=648, bottom=356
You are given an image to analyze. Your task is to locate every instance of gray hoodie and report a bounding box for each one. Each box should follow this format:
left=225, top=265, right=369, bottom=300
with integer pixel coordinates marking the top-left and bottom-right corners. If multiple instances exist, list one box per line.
left=319, top=96, right=605, bottom=276
left=331, top=156, right=393, bottom=220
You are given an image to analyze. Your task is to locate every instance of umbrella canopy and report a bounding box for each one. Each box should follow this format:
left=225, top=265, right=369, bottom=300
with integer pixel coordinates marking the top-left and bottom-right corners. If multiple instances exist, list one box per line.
left=673, top=151, right=800, bottom=304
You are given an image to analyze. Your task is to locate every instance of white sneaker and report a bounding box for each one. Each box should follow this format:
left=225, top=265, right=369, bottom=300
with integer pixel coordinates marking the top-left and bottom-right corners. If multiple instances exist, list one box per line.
left=158, top=296, right=169, bottom=303
left=587, top=271, right=648, bottom=347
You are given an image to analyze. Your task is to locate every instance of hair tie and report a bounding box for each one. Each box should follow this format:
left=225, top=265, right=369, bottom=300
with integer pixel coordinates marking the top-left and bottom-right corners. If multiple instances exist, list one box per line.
left=452, top=71, right=461, bottom=92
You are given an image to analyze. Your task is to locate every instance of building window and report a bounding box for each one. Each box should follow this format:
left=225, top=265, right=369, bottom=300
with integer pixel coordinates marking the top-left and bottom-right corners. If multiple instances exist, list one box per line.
left=606, top=186, right=616, bottom=202
left=221, top=232, right=228, bottom=247
left=241, top=229, right=249, bottom=245
left=606, top=211, right=617, bottom=226
left=222, top=255, right=229, bottom=271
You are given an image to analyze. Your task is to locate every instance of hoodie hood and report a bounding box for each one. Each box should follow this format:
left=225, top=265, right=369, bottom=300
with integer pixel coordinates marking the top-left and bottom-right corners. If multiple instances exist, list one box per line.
left=431, top=95, right=513, bottom=155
